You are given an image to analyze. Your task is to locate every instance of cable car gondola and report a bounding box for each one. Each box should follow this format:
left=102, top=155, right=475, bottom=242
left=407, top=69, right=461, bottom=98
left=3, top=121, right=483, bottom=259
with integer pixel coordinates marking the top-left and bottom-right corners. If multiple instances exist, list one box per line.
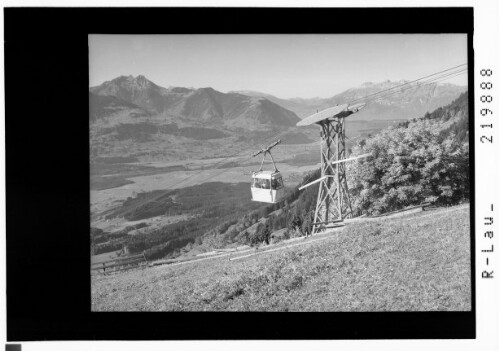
left=250, top=140, right=285, bottom=204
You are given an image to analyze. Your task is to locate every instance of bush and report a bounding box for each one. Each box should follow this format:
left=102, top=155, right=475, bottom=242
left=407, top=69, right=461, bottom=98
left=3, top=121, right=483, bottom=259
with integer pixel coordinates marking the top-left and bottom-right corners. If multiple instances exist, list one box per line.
left=348, top=108, right=469, bottom=215
left=249, top=222, right=271, bottom=246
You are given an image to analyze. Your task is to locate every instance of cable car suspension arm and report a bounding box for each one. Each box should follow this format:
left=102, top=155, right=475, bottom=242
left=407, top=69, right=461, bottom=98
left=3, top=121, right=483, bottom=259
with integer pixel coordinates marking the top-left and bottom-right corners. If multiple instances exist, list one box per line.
left=252, top=139, right=281, bottom=172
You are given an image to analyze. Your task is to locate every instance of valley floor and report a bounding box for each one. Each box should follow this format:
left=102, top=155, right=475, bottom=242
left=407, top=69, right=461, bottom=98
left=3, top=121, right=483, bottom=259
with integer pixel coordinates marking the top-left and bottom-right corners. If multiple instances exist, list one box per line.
left=91, top=204, right=471, bottom=311
left=90, top=151, right=319, bottom=228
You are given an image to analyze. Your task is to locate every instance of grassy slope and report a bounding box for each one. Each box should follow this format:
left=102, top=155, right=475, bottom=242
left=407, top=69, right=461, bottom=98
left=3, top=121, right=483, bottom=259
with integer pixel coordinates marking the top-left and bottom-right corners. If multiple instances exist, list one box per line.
left=92, top=205, right=470, bottom=311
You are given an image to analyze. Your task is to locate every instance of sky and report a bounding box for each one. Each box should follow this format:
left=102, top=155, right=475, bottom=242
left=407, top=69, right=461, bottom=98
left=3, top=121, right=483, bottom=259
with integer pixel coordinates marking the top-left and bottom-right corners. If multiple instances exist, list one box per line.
left=89, top=34, right=468, bottom=99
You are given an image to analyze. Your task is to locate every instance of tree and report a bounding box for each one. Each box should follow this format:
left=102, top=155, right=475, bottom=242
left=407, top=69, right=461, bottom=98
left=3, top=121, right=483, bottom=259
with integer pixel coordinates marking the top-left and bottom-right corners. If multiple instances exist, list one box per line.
left=301, top=210, right=313, bottom=236
left=249, top=222, right=271, bottom=246
left=261, top=223, right=271, bottom=245
left=288, top=211, right=303, bottom=233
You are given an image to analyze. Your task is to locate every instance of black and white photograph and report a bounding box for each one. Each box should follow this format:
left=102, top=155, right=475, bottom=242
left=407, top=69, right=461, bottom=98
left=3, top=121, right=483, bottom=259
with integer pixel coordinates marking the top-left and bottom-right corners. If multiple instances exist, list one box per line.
left=89, top=34, right=471, bottom=312
left=9, top=4, right=499, bottom=348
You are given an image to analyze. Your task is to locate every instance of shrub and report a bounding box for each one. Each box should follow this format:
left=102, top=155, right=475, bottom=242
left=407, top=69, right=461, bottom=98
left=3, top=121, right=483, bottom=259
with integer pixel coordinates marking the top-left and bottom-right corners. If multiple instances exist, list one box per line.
left=348, top=116, right=469, bottom=215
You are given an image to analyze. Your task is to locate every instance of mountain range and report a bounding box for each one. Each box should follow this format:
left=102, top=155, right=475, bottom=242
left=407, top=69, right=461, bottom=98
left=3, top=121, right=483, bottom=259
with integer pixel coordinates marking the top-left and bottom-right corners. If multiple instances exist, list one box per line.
left=232, top=80, right=467, bottom=120
left=90, top=75, right=467, bottom=126
left=90, top=75, right=300, bottom=131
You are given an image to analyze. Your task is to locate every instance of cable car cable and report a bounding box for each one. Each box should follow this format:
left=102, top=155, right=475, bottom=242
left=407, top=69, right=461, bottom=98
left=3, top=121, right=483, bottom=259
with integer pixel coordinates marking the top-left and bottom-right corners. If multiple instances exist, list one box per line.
left=357, top=69, right=467, bottom=106
left=347, top=63, right=467, bottom=105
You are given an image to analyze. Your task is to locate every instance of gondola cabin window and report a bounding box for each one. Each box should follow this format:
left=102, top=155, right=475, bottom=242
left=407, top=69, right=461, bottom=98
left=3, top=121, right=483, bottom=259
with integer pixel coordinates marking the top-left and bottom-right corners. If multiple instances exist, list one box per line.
left=253, top=177, right=270, bottom=189
left=272, top=176, right=284, bottom=190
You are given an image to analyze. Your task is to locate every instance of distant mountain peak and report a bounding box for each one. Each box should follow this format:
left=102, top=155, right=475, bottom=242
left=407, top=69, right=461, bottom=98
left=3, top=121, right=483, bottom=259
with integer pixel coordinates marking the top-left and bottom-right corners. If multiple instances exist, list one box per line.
left=122, top=74, right=153, bottom=87
left=105, top=74, right=155, bottom=88
left=135, top=74, right=149, bottom=83
left=198, top=87, right=216, bottom=92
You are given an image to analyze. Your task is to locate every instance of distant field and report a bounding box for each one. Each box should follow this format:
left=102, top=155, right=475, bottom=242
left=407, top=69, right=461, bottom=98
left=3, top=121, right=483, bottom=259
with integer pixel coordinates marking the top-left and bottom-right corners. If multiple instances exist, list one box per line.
left=90, top=163, right=188, bottom=191
left=92, top=156, right=140, bottom=164
left=92, top=205, right=471, bottom=311
left=90, top=176, right=135, bottom=191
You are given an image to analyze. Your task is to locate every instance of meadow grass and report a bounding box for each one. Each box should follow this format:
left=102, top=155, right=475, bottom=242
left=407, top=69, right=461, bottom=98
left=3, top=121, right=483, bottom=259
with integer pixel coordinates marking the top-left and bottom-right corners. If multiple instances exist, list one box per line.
left=91, top=206, right=471, bottom=311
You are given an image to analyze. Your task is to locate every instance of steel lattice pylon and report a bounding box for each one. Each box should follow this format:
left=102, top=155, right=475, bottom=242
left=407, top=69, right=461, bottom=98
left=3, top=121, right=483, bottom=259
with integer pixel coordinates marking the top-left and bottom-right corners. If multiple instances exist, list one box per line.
left=311, top=117, right=353, bottom=234
left=297, top=103, right=367, bottom=235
